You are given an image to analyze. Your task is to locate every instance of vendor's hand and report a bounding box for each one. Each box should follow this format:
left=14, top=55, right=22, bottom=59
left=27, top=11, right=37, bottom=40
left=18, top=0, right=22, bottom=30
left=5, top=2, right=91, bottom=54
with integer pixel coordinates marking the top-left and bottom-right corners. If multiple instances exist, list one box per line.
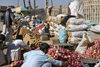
left=27, top=47, right=31, bottom=51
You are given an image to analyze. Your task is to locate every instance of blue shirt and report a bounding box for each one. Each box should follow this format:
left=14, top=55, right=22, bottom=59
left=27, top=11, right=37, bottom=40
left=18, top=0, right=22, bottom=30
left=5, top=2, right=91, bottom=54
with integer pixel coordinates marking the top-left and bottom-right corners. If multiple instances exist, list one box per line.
left=21, top=50, right=62, bottom=67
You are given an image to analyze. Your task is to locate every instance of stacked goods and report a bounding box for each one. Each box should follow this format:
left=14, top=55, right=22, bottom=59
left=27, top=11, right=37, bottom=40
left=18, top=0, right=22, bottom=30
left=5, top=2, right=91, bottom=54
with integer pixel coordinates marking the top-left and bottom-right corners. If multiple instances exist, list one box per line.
left=19, top=27, right=40, bottom=39
left=56, top=14, right=66, bottom=24
left=81, top=38, right=100, bottom=60
left=19, top=27, right=28, bottom=37
left=48, top=46, right=83, bottom=67
left=10, top=60, right=24, bottom=67
left=47, top=15, right=66, bottom=38
left=23, top=33, right=42, bottom=48
left=49, top=21, right=65, bottom=38
left=66, top=18, right=89, bottom=45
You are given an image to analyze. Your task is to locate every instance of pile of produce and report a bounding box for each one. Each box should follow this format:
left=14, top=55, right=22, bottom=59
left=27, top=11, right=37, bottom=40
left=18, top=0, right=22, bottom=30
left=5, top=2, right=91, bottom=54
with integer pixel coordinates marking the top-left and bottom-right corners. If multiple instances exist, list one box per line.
left=23, top=33, right=42, bottom=49
left=48, top=46, right=82, bottom=67
left=19, top=27, right=40, bottom=39
left=81, top=38, right=100, bottom=60
left=10, top=60, right=24, bottom=67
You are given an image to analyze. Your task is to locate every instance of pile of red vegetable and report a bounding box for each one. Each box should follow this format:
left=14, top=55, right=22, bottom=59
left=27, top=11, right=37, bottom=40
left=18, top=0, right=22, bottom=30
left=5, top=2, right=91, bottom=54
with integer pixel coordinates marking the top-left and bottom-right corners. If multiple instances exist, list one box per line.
left=48, top=46, right=82, bottom=67
left=81, top=38, right=100, bottom=60
left=10, top=60, right=24, bottom=67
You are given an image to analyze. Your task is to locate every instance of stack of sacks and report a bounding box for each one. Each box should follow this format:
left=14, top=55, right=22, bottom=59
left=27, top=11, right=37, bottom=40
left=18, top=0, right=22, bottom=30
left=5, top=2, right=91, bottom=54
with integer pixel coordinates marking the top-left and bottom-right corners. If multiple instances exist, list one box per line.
left=23, top=33, right=42, bottom=48
left=66, top=18, right=90, bottom=45
left=56, top=14, right=66, bottom=24
left=49, top=21, right=65, bottom=38
left=47, top=15, right=66, bottom=38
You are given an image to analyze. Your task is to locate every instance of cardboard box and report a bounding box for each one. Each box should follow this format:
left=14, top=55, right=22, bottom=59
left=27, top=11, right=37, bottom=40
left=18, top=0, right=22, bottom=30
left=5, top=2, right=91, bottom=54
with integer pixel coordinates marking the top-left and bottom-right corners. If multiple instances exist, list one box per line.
left=50, top=37, right=59, bottom=45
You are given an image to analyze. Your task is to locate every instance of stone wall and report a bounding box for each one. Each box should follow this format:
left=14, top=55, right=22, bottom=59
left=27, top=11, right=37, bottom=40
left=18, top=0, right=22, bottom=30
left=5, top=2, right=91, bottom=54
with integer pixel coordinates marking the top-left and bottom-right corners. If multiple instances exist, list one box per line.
left=29, top=8, right=46, bottom=20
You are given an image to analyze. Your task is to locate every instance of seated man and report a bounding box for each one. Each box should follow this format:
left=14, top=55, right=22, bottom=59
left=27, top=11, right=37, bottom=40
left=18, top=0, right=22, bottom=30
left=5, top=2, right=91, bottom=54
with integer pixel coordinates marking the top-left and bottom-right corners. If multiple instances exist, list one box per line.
left=21, top=43, right=67, bottom=67
left=0, top=34, right=6, bottom=65
left=7, top=35, right=31, bottom=63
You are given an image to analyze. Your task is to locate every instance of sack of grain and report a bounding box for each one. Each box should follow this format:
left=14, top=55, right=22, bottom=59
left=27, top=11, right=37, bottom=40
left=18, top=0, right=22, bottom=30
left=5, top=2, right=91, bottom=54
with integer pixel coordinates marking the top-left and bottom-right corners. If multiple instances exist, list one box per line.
left=67, top=24, right=88, bottom=31
left=67, top=36, right=82, bottom=45
left=66, top=18, right=90, bottom=25
left=68, top=31, right=86, bottom=37
left=56, top=14, right=66, bottom=24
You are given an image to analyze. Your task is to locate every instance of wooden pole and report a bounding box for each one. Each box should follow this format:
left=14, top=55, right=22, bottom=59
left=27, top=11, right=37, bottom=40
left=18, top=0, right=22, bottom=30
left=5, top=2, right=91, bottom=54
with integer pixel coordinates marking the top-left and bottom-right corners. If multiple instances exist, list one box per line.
left=46, top=0, right=48, bottom=17
left=59, top=5, right=62, bottom=14
left=33, top=0, right=36, bottom=9
left=46, top=0, right=48, bottom=9
left=23, top=0, right=26, bottom=8
left=51, top=0, right=53, bottom=7
left=28, top=0, right=32, bottom=9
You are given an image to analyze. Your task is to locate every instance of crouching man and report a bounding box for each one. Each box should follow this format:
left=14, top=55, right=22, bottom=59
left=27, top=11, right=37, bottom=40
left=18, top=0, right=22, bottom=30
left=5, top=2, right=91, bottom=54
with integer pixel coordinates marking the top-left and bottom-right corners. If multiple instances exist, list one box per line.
left=21, top=43, right=68, bottom=67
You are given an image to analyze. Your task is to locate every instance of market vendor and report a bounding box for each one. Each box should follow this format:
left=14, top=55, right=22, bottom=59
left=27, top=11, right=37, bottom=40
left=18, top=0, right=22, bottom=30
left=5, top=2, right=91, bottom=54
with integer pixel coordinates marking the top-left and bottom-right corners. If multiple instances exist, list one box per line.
left=7, top=35, right=31, bottom=63
left=0, top=34, right=6, bottom=65
left=21, top=43, right=68, bottom=67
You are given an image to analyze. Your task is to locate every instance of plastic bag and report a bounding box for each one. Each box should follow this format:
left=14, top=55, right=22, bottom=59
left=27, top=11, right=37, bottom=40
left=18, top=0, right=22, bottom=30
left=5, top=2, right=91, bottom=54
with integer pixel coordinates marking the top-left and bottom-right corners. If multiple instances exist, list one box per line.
left=59, top=29, right=67, bottom=43
left=11, top=48, right=21, bottom=61
left=89, top=25, right=100, bottom=33
left=75, top=33, right=89, bottom=54
left=94, top=62, right=100, bottom=67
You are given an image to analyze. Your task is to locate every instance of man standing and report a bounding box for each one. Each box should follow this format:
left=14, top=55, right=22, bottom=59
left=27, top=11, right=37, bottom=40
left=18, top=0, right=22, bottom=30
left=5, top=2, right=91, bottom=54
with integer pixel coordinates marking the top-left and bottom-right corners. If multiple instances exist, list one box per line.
left=2, top=7, right=14, bottom=35
left=2, top=7, right=14, bottom=46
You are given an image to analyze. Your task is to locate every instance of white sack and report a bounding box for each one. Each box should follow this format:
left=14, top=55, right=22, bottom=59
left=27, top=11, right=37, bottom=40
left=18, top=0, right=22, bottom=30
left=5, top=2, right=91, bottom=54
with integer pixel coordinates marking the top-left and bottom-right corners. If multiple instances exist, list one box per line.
left=10, top=48, right=21, bottom=61
left=75, top=33, right=89, bottom=54
left=94, top=62, right=100, bottom=67
left=69, top=0, right=84, bottom=18
left=67, top=24, right=88, bottom=31
left=68, top=31, right=86, bottom=37
left=68, top=18, right=90, bottom=25
left=68, top=37, right=82, bottom=44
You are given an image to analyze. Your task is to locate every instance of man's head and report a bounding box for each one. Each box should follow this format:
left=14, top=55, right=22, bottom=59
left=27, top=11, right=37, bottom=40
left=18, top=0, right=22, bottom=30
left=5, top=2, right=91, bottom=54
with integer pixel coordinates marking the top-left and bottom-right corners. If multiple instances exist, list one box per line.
left=40, top=43, right=50, bottom=53
left=16, top=35, right=23, bottom=40
left=0, top=34, right=5, bottom=43
left=6, top=7, right=11, bottom=11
